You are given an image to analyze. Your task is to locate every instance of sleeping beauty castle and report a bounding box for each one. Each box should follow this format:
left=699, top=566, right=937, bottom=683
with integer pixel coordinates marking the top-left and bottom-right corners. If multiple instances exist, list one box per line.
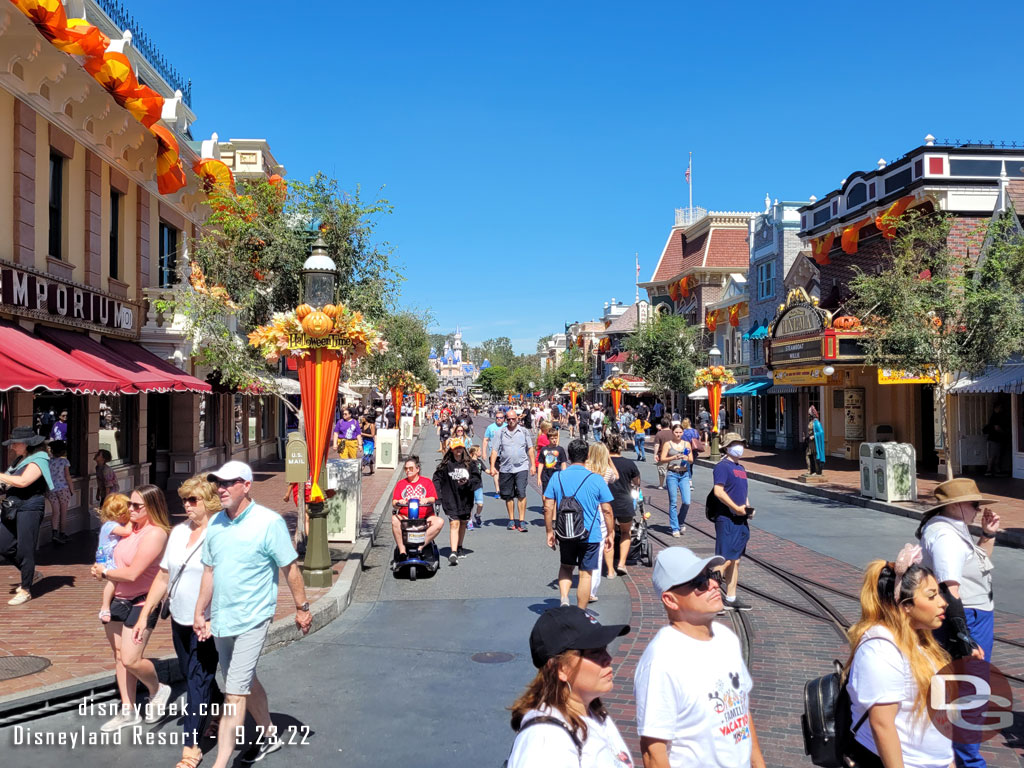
left=428, top=327, right=486, bottom=394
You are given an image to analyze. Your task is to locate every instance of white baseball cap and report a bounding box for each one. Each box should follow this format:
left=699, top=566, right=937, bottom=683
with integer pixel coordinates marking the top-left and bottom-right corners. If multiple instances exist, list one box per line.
left=207, top=460, right=253, bottom=484
left=652, top=547, right=724, bottom=595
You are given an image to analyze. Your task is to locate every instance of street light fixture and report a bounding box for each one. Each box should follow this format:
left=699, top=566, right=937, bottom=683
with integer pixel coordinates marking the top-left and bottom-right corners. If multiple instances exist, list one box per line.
left=708, top=344, right=723, bottom=461
left=303, top=237, right=337, bottom=307
left=709, top=345, right=722, bottom=365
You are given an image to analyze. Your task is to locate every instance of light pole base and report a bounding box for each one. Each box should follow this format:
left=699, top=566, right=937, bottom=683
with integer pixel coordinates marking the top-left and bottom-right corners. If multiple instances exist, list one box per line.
left=302, top=566, right=333, bottom=589
left=710, top=434, right=721, bottom=462
left=303, top=501, right=333, bottom=589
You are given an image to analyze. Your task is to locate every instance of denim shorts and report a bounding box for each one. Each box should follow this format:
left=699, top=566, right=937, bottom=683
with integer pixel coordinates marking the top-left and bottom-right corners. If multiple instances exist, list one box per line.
left=473, top=487, right=483, bottom=505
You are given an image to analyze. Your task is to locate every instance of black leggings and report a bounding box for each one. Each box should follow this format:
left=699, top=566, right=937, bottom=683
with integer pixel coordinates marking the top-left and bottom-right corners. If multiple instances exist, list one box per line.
left=0, top=498, right=44, bottom=590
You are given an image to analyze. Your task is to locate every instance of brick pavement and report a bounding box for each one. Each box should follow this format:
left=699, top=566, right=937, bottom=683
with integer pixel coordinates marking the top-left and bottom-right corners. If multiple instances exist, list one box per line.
left=0, top=456, right=395, bottom=701
left=605, top=494, right=1024, bottom=768
left=735, top=445, right=1024, bottom=536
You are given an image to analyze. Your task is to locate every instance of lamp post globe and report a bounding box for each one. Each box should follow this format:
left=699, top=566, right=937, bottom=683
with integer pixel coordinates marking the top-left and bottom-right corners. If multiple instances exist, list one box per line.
left=611, top=365, right=621, bottom=376
left=709, top=344, right=722, bottom=366
left=302, top=237, right=337, bottom=307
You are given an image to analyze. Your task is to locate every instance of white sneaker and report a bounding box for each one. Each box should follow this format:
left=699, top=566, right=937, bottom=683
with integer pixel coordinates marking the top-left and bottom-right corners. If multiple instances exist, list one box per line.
left=100, top=706, right=142, bottom=732
left=144, top=683, right=172, bottom=723
left=7, top=588, right=30, bottom=605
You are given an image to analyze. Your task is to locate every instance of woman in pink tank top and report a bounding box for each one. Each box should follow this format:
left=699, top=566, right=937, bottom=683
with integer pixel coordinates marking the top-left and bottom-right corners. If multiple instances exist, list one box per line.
left=90, top=485, right=171, bottom=731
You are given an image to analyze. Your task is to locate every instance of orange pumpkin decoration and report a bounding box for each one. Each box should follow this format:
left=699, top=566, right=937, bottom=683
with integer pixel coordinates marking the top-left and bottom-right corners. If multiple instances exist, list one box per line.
left=832, top=315, right=861, bottom=330
left=930, top=316, right=942, bottom=330
left=302, top=310, right=333, bottom=338
left=322, top=304, right=338, bottom=319
left=296, top=304, right=313, bottom=320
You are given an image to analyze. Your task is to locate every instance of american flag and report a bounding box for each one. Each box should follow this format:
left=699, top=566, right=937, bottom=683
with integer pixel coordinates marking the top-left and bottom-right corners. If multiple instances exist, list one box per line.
left=685, top=166, right=691, bottom=184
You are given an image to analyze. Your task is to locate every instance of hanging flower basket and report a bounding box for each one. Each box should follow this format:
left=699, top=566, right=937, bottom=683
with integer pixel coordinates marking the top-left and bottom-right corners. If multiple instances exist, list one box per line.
left=247, top=306, right=386, bottom=365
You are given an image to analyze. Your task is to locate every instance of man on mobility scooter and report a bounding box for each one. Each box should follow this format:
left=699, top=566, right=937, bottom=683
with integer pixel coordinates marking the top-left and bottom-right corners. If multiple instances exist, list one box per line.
left=391, top=456, right=443, bottom=579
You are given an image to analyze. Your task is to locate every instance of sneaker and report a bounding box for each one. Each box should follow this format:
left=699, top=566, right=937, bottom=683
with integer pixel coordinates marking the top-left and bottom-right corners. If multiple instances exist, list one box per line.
left=466, top=519, right=475, bottom=530
left=100, top=706, right=142, bottom=733
left=448, top=552, right=459, bottom=566
left=518, top=522, right=528, bottom=532
left=559, top=599, right=570, bottom=607
left=671, top=531, right=681, bottom=538
left=240, top=728, right=283, bottom=764
left=145, top=682, right=172, bottom=723
left=725, top=597, right=753, bottom=612
left=7, top=588, right=31, bottom=605
left=680, top=526, right=686, bottom=534
left=474, top=513, right=482, bottom=527
left=507, top=521, right=517, bottom=531
left=457, top=548, right=469, bottom=559
left=588, top=594, right=598, bottom=602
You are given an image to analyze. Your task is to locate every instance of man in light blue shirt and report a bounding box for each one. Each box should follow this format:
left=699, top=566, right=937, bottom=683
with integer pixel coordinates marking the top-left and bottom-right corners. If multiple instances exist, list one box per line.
left=481, top=410, right=505, bottom=496
left=543, top=439, right=614, bottom=611
left=195, top=461, right=312, bottom=767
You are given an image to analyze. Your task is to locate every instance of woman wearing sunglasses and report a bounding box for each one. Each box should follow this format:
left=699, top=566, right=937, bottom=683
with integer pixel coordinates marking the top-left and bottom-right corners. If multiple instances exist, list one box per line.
left=917, top=478, right=1001, bottom=768
left=90, top=484, right=172, bottom=732
left=133, top=475, right=223, bottom=768
left=506, top=605, right=632, bottom=767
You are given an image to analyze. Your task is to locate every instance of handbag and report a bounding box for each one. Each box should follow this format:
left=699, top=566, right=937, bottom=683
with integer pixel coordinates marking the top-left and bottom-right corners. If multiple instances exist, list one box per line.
left=160, top=539, right=201, bottom=620
left=1, top=496, right=20, bottom=523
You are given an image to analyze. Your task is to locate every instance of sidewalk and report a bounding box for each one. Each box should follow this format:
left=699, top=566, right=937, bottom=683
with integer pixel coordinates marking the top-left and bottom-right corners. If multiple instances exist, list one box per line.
left=0, top=449, right=405, bottom=708
left=694, top=444, right=1024, bottom=548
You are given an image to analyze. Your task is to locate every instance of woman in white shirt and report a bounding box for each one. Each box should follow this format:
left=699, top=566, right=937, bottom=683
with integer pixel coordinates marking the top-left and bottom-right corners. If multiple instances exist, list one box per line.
left=845, top=545, right=952, bottom=768
left=507, top=606, right=633, bottom=768
left=135, top=475, right=222, bottom=768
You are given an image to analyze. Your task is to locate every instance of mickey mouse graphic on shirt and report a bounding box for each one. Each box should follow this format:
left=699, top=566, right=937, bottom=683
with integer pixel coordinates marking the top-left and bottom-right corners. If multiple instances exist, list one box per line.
left=707, top=671, right=751, bottom=745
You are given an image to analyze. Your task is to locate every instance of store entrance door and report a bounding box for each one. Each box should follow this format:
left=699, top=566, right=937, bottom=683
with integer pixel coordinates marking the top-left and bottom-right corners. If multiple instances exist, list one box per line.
left=919, top=384, right=938, bottom=472
left=148, top=393, right=171, bottom=489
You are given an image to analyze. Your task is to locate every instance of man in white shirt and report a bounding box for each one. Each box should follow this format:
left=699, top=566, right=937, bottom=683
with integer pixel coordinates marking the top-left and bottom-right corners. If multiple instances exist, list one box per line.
left=634, top=547, right=765, bottom=768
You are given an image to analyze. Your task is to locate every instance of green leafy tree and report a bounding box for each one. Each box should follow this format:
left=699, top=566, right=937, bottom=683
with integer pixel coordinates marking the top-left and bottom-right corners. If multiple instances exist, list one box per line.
left=161, top=174, right=398, bottom=391
left=366, top=310, right=437, bottom=391
left=477, top=365, right=510, bottom=396
left=479, top=337, right=515, bottom=368
left=623, top=313, right=702, bottom=407
left=542, top=347, right=585, bottom=392
left=848, top=210, right=1024, bottom=478
left=509, top=363, right=543, bottom=395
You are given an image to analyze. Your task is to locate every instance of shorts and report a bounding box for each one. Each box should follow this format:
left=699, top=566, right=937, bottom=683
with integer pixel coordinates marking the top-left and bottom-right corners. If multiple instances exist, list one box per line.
left=215, top=619, right=271, bottom=695
left=45, top=487, right=72, bottom=505
left=447, top=510, right=471, bottom=521
left=558, top=539, right=602, bottom=571
left=613, top=509, right=634, bottom=523
left=714, top=514, right=751, bottom=561
left=499, top=470, right=528, bottom=500
left=473, top=487, right=483, bottom=505
left=110, top=595, right=159, bottom=629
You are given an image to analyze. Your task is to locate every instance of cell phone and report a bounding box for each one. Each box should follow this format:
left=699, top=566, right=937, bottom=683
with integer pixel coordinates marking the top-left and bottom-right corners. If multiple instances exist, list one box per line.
left=744, top=506, right=755, bottom=517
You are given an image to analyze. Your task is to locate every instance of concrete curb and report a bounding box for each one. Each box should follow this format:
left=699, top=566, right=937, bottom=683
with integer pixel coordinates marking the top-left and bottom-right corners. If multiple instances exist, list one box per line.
left=694, top=457, right=1024, bottom=550
left=0, top=436, right=418, bottom=723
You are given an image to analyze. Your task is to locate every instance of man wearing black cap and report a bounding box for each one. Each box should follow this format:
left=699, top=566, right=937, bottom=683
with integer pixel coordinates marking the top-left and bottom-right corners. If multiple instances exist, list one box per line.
left=634, top=548, right=765, bottom=768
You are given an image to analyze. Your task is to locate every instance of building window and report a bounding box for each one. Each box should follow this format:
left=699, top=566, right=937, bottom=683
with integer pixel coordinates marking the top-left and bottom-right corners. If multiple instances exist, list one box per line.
left=32, top=393, right=79, bottom=473
left=757, top=261, right=775, bottom=300
left=158, top=222, right=179, bottom=287
left=199, top=393, right=218, bottom=448
left=262, top=397, right=273, bottom=439
left=248, top=397, right=257, bottom=441
left=233, top=394, right=244, bottom=448
left=109, top=190, right=122, bottom=280
left=98, top=395, right=133, bottom=466
left=48, top=153, right=64, bottom=260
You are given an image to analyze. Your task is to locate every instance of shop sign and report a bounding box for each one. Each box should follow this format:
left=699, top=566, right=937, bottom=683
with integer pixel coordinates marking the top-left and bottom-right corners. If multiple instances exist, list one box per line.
left=774, top=304, right=824, bottom=339
left=0, top=261, right=138, bottom=336
left=288, top=333, right=349, bottom=350
left=772, top=366, right=841, bottom=386
left=878, top=368, right=938, bottom=385
left=844, top=387, right=865, bottom=441
left=773, top=338, right=822, bottom=363
left=285, top=432, right=308, bottom=483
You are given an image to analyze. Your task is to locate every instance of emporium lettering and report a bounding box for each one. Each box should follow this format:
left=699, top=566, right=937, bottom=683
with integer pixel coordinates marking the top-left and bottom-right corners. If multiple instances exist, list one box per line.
left=0, top=266, right=135, bottom=331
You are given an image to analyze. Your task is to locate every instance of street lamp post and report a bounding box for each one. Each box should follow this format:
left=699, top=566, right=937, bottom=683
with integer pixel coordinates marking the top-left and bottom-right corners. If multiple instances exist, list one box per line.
left=708, top=344, right=723, bottom=462
left=300, top=237, right=337, bottom=589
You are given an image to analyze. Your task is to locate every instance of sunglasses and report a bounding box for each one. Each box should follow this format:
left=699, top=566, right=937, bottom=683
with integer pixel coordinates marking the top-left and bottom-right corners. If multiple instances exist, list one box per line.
left=128, top=501, right=146, bottom=510
left=181, top=496, right=201, bottom=505
left=404, top=465, right=418, bottom=471
left=674, top=569, right=724, bottom=593
left=214, top=478, right=242, bottom=489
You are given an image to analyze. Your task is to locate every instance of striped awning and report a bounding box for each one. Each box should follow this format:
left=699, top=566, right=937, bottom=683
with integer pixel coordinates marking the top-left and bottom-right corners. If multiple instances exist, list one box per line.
left=723, top=378, right=773, bottom=397
left=951, top=363, right=1024, bottom=395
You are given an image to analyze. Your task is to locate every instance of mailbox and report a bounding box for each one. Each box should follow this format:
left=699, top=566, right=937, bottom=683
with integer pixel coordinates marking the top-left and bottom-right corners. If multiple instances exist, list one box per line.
left=284, top=432, right=308, bottom=484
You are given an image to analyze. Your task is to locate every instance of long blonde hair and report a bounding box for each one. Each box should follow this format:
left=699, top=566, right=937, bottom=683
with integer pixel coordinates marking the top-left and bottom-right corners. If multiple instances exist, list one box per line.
left=585, top=442, right=615, bottom=481
left=844, top=560, right=950, bottom=720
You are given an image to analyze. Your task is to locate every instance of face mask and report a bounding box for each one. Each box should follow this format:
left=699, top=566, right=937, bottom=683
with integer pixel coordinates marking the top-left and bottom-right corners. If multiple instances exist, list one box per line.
left=727, top=444, right=744, bottom=458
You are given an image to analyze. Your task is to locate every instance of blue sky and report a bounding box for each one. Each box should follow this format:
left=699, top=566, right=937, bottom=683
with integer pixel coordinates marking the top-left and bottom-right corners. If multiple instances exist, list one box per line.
left=143, top=1, right=1024, bottom=353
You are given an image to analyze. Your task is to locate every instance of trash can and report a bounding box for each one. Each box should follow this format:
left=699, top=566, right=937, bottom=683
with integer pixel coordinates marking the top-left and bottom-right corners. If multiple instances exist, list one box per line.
left=872, top=443, right=918, bottom=502
left=859, top=443, right=877, bottom=498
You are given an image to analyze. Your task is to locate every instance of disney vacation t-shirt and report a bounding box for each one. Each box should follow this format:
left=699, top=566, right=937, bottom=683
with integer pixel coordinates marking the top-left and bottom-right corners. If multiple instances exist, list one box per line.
left=635, top=623, right=753, bottom=768
left=507, top=706, right=633, bottom=768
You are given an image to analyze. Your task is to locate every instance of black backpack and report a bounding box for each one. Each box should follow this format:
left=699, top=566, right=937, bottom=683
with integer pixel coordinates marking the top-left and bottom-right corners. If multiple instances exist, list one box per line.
left=801, top=660, right=870, bottom=767
left=503, top=715, right=582, bottom=767
left=554, top=473, right=594, bottom=541
left=705, top=489, right=723, bottom=522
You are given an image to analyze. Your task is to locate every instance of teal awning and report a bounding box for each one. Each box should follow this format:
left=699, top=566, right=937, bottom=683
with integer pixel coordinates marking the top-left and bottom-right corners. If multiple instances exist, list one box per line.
left=749, top=324, right=769, bottom=340
left=723, top=378, right=773, bottom=397
left=741, top=322, right=762, bottom=340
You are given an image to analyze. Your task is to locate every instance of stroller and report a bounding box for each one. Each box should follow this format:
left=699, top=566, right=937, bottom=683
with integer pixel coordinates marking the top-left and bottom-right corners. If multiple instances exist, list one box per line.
left=627, top=488, right=653, bottom=567
left=390, top=514, right=439, bottom=581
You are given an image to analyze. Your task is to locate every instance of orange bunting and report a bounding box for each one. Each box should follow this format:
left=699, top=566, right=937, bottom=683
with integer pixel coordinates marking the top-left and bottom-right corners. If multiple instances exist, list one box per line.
left=811, top=232, right=835, bottom=265
left=841, top=218, right=871, bottom=254
left=52, top=18, right=109, bottom=57
left=705, top=309, right=718, bottom=333
left=728, top=304, right=740, bottom=327
left=193, top=158, right=236, bottom=195
left=150, top=124, right=187, bottom=195
left=875, top=195, right=915, bottom=239
left=121, top=84, right=164, bottom=128
left=679, top=276, right=692, bottom=298
left=297, top=348, right=343, bottom=502
left=668, top=282, right=680, bottom=302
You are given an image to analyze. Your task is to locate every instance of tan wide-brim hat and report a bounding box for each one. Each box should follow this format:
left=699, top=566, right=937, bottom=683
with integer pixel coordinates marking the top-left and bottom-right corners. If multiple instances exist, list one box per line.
left=720, top=432, right=746, bottom=449
left=923, top=478, right=997, bottom=513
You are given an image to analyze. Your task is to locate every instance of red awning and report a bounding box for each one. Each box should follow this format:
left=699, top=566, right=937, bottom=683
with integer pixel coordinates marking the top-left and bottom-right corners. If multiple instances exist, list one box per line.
left=605, top=352, right=633, bottom=364
left=102, top=337, right=211, bottom=393
left=37, top=326, right=147, bottom=393
left=0, top=322, right=124, bottom=394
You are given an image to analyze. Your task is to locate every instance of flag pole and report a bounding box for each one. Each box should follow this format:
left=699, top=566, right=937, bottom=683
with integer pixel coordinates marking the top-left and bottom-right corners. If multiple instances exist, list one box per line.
left=635, top=252, right=640, bottom=303
left=688, top=151, right=693, bottom=213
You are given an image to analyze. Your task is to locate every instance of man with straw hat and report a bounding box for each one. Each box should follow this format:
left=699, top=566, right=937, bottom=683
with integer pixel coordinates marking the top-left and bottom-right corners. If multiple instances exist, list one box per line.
left=916, top=477, right=1001, bottom=768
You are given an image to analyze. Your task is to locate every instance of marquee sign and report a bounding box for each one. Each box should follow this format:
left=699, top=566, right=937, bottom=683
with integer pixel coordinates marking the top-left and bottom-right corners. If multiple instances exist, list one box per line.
left=0, top=261, right=138, bottom=337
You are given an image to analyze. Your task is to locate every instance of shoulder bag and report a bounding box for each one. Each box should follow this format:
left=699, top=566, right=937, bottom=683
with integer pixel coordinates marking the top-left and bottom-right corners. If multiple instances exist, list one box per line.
left=160, top=539, right=202, bottom=620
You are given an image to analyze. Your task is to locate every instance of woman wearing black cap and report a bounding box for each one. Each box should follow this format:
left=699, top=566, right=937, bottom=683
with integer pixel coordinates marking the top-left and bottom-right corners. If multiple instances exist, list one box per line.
left=0, top=426, right=55, bottom=605
left=506, top=606, right=633, bottom=767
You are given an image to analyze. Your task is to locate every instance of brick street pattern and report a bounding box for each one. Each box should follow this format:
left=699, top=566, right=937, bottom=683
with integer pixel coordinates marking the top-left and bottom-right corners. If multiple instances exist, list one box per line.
left=604, top=495, right=1024, bottom=768
left=0, top=457, right=392, bottom=700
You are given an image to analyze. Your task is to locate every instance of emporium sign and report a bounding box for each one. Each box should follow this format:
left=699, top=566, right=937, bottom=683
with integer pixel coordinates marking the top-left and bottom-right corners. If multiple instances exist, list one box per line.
left=0, top=261, right=138, bottom=337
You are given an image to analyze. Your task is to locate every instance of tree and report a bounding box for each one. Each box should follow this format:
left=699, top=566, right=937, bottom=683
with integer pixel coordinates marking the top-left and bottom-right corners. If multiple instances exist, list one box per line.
left=542, top=347, right=585, bottom=392
left=623, top=314, right=702, bottom=406
left=161, top=173, right=399, bottom=391
left=478, top=337, right=515, bottom=368
left=365, top=310, right=437, bottom=392
left=477, top=365, right=510, bottom=396
left=848, top=210, right=1024, bottom=478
